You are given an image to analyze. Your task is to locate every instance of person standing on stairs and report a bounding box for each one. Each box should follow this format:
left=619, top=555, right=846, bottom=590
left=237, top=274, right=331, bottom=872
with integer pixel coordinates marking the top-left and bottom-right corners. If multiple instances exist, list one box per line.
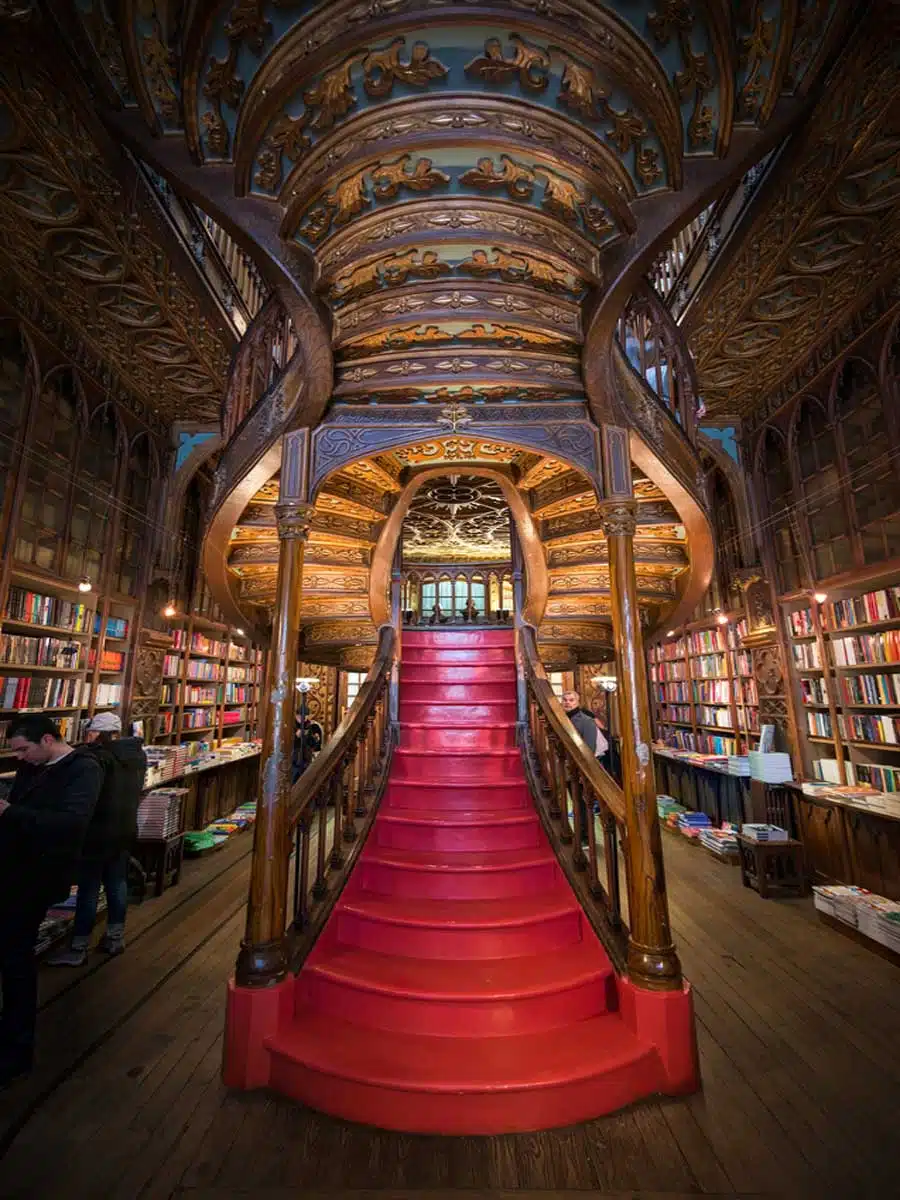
left=0, top=715, right=102, bottom=1087
left=46, top=713, right=147, bottom=967
left=561, top=691, right=608, bottom=845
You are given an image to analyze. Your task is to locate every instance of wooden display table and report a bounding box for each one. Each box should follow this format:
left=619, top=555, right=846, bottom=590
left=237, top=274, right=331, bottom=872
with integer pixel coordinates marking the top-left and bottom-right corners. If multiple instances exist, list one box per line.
left=738, top=835, right=809, bottom=899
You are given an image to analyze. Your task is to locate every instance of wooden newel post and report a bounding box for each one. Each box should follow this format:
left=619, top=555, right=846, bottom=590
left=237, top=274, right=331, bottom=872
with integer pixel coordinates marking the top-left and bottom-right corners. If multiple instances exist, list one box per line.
left=235, top=433, right=313, bottom=988
left=601, top=499, right=682, bottom=992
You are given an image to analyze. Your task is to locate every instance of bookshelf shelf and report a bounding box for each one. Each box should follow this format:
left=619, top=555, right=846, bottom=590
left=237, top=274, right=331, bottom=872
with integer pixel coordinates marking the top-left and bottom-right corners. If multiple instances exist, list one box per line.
left=1, top=620, right=90, bottom=639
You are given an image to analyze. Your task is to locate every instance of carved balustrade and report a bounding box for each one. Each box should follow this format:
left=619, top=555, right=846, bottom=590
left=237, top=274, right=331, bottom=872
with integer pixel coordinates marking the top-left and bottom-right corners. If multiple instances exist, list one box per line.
left=287, top=625, right=395, bottom=948
left=222, top=294, right=299, bottom=443
left=518, top=625, right=629, bottom=970
left=615, top=282, right=700, bottom=442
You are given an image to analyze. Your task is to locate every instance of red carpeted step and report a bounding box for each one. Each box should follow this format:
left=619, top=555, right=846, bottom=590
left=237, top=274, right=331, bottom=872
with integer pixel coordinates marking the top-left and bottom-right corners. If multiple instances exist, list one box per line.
left=401, top=681, right=514, bottom=704
left=400, top=723, right=515, bottom=752
left=404, top=629, right=514, bottom=648
left=297, top=942, right=615, bottom=1036
left=382, top=779, right=532, bottom=810
left=330, top=891, right=585, bottom=959
left=399, top=699, right=518, bottom=726
left=374, top=807, right=541, bottom=852
left=402, top=646, right=516, bottom=665
left=266, top=1010, right=662, bottom=1134
left=390, top=748, right=524, bottom=782
left=357, top=845, right=558, bottom=900
left=400, top=664, right=517, bottom=684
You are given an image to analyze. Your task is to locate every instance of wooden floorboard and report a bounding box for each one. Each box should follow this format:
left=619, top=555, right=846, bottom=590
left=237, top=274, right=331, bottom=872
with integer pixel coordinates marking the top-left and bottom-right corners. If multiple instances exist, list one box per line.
left=1, top=831, right=897, bottom=1198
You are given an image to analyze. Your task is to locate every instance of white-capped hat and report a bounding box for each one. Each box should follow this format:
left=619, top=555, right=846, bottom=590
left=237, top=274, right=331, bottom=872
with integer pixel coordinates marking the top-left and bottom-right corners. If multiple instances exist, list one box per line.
left=87, top=712, right=122, bottom=734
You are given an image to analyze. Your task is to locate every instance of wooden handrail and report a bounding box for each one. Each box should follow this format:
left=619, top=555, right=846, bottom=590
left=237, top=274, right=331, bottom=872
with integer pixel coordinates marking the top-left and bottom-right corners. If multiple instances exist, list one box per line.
left=284, top=625, right=396, bottom=943
left=518, top=624, right=629, bottom=968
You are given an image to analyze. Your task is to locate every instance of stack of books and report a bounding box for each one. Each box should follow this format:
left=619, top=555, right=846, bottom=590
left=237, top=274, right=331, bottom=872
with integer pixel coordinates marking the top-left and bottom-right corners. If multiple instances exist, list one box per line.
left=741, top=823, right=789, bottom=842
left=698, top=824, right=739, bottom=859
left=748, top=751, right=793, bottom=783
left=812, top=886, right=900, bottom=951
left=727, top=755, right=750, bottom=776
left=657, top=795, right=688, bottom=829
left=137, top=787, right=187, bottom=840
left=676, top=811, right=712, bottom=840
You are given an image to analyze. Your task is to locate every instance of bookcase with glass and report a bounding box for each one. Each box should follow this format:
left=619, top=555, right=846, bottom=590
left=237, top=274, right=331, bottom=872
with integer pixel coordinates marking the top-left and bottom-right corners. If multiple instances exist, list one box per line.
left=786, top=580, right=900, bottom=794
left=649, top=613, right=759, bottom=756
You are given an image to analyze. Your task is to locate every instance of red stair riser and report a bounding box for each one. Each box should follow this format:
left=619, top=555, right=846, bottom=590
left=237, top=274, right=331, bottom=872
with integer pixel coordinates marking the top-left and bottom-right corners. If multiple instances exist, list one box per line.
left=400, top=665, right=516, bottom=684
left=265, top=1053, right=663, bottom=1136
left=402, top=647, right=516, bottom=665
left=374, top=816, right=541, bottom=853
left=403, top=630, right=513, bottom=648
left=382, top=782, right=531, bottom=810
left=400, top=682, right=514, bottom=704
left=357, top=859, right=559, bottom=900
left=294, top=971, right=614, bottom=1038
left=400, top=725, right=516, bottom=752
left=390, top=751, right=524, bottom=782
left=327, top=905, right=585, bottom=960
left=399, top=701, right=518, bottom=725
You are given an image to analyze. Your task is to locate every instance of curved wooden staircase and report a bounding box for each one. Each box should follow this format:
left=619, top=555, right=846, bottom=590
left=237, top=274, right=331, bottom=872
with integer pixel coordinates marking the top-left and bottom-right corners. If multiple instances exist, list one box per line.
left=226, top=628, right=696, bottom=1132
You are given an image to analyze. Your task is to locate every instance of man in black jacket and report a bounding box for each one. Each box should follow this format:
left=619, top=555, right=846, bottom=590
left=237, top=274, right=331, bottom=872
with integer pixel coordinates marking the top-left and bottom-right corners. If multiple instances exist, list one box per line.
left=47, top=712, right=147, bottom=967
left=0, top=715, right=102, bottom=1086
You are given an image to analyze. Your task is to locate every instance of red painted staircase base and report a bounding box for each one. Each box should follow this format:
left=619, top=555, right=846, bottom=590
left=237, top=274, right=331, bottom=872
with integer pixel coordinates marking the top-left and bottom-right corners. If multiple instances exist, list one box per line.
left=223, top=628, right=699, bottom=1132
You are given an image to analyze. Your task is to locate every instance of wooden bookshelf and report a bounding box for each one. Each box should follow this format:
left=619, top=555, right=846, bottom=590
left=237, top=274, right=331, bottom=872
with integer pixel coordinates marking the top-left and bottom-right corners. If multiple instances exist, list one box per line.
left=649, top=612, right=759, bottom=756
left=155, top=613, right=265, bottom=746
left=785, top=576, right=900, bottom=794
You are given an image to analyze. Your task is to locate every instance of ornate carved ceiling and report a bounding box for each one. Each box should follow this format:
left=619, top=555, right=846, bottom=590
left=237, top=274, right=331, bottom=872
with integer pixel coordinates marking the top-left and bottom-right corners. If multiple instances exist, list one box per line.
left=402, top=475, right=512, bottom=563
left=58, top=0, right=847, bottom=428
left=0, top=55, right=233, bottom=422
left=687, top=7, right=900, bottom=419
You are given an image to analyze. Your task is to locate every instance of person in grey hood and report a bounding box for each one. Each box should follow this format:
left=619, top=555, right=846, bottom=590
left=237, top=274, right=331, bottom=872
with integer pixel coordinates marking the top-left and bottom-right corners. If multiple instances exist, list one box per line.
left=47, top=713, right=147, bottom=967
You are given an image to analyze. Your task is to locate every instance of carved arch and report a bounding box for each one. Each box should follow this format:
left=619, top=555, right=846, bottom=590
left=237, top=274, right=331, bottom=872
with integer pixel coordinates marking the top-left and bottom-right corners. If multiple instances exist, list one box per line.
left=365, top=465, right=549, bottom=629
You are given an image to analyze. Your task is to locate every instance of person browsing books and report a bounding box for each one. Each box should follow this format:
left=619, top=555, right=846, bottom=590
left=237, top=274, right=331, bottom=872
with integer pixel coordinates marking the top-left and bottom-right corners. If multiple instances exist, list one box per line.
left=0, top=714, right=102, bottom=1088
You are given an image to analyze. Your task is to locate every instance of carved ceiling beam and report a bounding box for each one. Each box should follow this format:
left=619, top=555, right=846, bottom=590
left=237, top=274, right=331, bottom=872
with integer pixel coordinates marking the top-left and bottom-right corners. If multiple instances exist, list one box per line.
left=333, top=348, right=583, bottom=399
left=331, top=278, right=582, bottom=346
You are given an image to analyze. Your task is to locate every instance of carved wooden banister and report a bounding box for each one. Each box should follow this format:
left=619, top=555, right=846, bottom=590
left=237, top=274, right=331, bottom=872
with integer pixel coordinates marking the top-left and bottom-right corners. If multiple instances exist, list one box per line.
left=222, top=293, right=297, bottom=443
left=615, top=282, right=700, bottom=444
left=518, top=624, right=629, bottom=971
left=284, top=625, right=396, bottom=956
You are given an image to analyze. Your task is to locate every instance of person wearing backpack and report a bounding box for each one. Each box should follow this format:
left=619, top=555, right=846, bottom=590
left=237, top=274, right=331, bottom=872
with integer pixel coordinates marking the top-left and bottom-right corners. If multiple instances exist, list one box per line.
left=46, top=713, right=146, bottom=967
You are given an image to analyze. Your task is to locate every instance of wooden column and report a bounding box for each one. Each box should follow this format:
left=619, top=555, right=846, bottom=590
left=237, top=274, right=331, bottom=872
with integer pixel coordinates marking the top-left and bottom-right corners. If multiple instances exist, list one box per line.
left=235, top=432, right=313, bottom=988
left=601, top=499, right=682, bottom=992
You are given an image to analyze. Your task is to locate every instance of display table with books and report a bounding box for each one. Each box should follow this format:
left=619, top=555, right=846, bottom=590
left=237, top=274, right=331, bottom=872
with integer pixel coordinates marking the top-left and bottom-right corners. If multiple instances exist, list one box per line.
left=653, top=745, right=750, bottom=827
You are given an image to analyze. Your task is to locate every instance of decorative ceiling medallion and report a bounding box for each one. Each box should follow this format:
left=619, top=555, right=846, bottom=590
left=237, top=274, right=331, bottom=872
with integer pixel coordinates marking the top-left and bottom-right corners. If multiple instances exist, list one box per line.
left=402, top=474, right=512, bottom=563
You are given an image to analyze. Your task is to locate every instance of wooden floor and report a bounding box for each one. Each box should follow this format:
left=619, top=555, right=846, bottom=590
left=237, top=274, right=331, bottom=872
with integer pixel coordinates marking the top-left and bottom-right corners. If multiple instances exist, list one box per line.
left=1, top=829, right=898, bottom=1200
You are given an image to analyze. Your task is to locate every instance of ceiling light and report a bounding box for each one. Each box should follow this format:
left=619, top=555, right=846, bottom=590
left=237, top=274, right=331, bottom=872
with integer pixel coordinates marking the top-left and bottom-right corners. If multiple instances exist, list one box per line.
left=163, top=602, right=177, bottom=618
left=666, top=629, right=675, bottom=637
left=235, top=627, right=245, bottom=636
left=716, top=611, right=729, bottom=625
left=77, top=577, right=92, bottom=594
left=813, top=592, right=828, bottom=605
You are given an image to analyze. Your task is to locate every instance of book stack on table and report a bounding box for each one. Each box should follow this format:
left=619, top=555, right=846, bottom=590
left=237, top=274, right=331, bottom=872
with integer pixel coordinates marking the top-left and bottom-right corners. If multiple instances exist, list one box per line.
left=676, top=811, right=712, bottom=840
left=741, top=823, right=790, bottom=842
left=657, top=795, right=689, bottom=830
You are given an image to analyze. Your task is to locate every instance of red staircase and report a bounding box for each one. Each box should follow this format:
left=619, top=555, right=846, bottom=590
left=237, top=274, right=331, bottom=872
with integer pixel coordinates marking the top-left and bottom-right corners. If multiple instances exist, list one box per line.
left=262, top=629, right=691, bottom=1133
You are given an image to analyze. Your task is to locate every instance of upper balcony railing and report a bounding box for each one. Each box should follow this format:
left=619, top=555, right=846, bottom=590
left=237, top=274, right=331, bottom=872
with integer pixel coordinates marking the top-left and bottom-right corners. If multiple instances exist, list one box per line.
left=615, top=283, right=700, bottom=442
left=650, top=147, right=783, bottom=321
left=137, top=158, right=269, bottom=336
left=222, top=293, right=298, bottom=442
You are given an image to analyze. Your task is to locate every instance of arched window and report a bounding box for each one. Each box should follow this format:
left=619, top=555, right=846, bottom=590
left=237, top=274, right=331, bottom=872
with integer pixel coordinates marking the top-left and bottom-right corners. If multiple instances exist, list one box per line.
left=421, top=576, right=436, bottom=613
left=760, top=426, right=803, bottom=593
left=834, top=359, right=900, bottom=565
left=488, top=572, right=501, bottom=613
left=471, top=573, right=485, bottom=615
left=501, top=573, right=514, bottom=611
left=65, top=404, right=119, bottom=584
left=116, top=434, right=155, bottom=597
left=0, top=324, right=30, bottom=523
left=454, top=574, right=468, bottom=615
left=438, top=575, right=453, bottom=612
left=15, top=369, right=79, bottom=570
left=794, top=398, right=853, bottom=580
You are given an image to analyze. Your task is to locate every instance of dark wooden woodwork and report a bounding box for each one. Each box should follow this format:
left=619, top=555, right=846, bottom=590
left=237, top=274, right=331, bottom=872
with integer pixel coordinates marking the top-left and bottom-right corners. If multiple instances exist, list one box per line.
left=738, top=836, right=809, bottom=899
left=602, top=499, right=682, bottom=990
